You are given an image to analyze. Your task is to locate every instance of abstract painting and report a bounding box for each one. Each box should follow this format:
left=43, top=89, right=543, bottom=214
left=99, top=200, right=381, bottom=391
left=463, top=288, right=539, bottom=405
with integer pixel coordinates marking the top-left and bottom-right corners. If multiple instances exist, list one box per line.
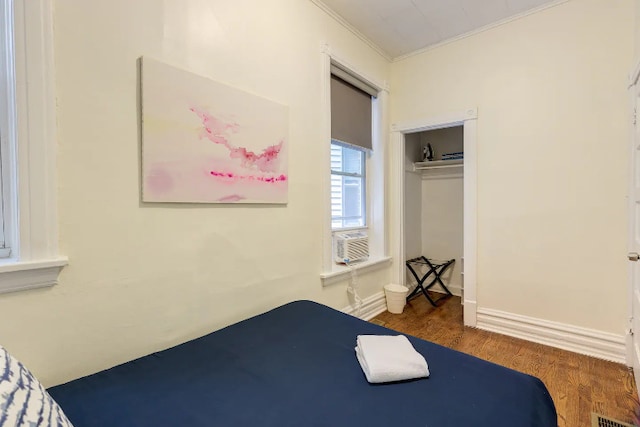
left=141, top=57, right=288, bottom=203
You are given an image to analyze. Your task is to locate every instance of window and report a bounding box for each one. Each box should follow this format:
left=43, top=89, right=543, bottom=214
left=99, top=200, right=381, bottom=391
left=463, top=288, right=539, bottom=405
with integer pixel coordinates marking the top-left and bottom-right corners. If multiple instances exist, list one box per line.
left=0, top=0, right=67, bottom=293
left=321, top=50, right=391, bottom=284
left=329, top=69, right=374, bottom=231
left=331, top=141, right=365, bottom=229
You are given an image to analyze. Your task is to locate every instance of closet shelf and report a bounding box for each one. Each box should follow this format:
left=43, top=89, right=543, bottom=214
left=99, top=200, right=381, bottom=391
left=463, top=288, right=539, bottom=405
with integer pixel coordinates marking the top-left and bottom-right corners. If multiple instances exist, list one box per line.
left=414, top=159, right=463, bottom=171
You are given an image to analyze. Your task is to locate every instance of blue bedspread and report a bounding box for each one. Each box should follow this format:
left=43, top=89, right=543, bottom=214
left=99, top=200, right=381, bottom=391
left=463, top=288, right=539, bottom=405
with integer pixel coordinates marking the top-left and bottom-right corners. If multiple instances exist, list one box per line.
left=49, top=301, right=557, bottom=426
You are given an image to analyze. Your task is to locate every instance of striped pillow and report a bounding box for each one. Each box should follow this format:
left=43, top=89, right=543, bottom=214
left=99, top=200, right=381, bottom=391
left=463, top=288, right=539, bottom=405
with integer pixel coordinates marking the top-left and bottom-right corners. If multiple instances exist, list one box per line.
left=0, top=345, right=73, bottom=427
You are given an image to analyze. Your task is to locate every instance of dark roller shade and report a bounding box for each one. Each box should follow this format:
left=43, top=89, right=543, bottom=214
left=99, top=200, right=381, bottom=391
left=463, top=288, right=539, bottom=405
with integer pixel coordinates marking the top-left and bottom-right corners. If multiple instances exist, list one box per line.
left=331, top=74, right=372, bottom=151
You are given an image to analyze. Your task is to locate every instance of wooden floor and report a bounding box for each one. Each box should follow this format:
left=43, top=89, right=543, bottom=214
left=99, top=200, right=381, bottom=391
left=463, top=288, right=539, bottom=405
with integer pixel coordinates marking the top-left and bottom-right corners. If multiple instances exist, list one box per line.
left=373, top=294, right=639, bottom=427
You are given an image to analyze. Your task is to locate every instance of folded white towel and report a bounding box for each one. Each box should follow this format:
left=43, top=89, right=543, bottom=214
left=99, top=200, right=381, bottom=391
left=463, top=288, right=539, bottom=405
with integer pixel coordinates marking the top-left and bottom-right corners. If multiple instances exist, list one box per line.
left=355, top=335, right=429, bottom=383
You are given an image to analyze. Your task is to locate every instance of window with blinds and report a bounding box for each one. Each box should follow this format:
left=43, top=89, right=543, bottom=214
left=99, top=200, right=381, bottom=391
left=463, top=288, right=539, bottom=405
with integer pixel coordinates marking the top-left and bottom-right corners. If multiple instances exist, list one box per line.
left=331, top=141, right=365, bottom=229
left=330, top=67, right=376, bottom=231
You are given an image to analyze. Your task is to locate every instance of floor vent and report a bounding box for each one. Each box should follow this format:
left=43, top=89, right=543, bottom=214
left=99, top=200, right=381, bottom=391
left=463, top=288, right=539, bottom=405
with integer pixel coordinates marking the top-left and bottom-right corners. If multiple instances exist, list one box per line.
left=591, top=413, right=635, bottom=427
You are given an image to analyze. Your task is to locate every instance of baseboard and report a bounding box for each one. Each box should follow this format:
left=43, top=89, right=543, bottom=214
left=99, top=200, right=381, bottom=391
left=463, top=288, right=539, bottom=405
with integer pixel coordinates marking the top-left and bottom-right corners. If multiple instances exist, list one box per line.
left=341, top=293, right=626, bottom=364
left=341, top=291, right=387, bottom=321
left=477, top=308, right=626, bottom=364
left=463, top=300, right=477, bottom=327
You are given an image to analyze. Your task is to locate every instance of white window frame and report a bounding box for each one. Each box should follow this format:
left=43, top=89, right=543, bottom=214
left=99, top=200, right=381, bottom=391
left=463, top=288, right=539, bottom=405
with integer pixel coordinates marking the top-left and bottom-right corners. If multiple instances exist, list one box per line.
left=320, top=44, right=390, bottom=285
left=0, top=0, right=16, bottom=259
left=330, top=140, right=366, bottom=230
left=0, top=0, right=67, bottom=294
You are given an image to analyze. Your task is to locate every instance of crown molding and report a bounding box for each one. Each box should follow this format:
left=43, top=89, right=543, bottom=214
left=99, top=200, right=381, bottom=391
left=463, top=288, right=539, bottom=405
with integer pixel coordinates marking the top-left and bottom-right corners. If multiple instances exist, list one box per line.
left=393, top=0, right=570, bottom=62
left=309, top=0, right=392, bottom=62
left=312, top=0, right=569, bottom=62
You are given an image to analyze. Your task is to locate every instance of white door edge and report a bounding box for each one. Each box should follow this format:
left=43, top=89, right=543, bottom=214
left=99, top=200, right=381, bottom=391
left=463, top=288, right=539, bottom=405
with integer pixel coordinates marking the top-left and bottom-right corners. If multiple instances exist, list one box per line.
left=627, top=70, right=640, bottom=403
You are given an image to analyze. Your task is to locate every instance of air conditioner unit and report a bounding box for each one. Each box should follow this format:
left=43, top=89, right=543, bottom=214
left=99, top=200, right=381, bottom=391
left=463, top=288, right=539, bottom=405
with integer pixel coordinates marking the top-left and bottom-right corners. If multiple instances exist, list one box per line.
left=334, top=232, right=369, bottom=264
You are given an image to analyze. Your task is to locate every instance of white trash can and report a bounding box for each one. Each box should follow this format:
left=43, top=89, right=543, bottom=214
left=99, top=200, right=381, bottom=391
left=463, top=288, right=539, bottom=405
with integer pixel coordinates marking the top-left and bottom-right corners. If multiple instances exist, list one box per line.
left=384, top=284, right=409, bottom=314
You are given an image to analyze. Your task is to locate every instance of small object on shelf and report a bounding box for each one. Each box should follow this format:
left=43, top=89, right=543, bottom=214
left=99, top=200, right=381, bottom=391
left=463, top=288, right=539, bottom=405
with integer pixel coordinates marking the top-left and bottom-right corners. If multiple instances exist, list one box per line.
left=423, top=143, right=434, bottom=161
left=441, top=152, right=464, bottom=161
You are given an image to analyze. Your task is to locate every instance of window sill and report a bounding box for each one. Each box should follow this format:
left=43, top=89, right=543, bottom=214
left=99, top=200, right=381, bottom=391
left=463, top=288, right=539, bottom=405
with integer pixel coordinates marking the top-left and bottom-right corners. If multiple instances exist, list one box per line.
left=0, top=257, right=68, bottom=294
left=320, top=256, right=391, bottom=287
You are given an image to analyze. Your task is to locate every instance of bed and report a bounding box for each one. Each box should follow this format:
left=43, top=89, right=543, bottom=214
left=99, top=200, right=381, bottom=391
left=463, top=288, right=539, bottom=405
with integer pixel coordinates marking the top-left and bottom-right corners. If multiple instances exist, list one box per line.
left=47, top=300, right=557, bottom=426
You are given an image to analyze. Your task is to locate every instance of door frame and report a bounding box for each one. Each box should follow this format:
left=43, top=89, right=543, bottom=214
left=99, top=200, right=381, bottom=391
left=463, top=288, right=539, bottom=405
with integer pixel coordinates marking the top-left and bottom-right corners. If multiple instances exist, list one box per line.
left=390, top=109, right=478, bottom=326
left=626, top=62, right=640, bottom=369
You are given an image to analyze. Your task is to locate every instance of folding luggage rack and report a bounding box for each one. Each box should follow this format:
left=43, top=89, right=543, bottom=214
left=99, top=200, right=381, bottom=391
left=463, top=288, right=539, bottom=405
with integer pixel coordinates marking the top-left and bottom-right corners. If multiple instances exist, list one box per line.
left=405, top=256, right=455, bottom=306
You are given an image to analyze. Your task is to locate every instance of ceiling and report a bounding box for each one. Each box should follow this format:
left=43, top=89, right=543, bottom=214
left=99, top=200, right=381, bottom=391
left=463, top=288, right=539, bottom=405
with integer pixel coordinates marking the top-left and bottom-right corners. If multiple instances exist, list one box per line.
left=318, top=0, right=562, bottom=59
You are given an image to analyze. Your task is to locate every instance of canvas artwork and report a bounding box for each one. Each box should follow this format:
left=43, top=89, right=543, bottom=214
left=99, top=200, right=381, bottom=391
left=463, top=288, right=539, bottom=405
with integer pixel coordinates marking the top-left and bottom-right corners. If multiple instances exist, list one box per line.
left=141, top=57, right=288, bottom=203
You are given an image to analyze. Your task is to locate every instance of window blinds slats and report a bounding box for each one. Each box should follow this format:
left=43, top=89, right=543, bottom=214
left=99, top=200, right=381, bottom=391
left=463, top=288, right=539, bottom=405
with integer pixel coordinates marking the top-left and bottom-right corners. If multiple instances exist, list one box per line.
left=330, top=75, right=372, bottom=151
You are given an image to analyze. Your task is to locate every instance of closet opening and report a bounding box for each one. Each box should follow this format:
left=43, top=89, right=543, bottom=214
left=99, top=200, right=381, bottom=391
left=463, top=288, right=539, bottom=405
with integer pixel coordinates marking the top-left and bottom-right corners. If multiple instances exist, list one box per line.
left=390, top=109, right=477, bottom=327
left=404, top=126, right=464, bottom=321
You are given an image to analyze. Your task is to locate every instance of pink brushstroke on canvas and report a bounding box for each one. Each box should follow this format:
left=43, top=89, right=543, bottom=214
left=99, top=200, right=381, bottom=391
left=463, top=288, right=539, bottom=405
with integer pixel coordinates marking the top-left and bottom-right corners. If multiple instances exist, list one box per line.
left=209, top=171, right=287, bottom=183
left=146, top=168, right=174, bottom=193
left=141, top=58, right=288, bottom=203
left=190, top=107, right=285, bottom=173
left=217, top=194, right=246, bottom=202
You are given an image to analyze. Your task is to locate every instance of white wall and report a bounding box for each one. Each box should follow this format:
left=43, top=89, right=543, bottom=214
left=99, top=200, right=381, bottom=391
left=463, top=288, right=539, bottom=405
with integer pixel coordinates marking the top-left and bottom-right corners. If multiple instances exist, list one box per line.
left=392, top=0, right=633, bottom=334
left=421, top=173, right=464, bottom=293
left=404, top=133, right=423, bottom=261
left=0, top=0, right=391, bottom=386
left=418, top=127, right=464, bottom=293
